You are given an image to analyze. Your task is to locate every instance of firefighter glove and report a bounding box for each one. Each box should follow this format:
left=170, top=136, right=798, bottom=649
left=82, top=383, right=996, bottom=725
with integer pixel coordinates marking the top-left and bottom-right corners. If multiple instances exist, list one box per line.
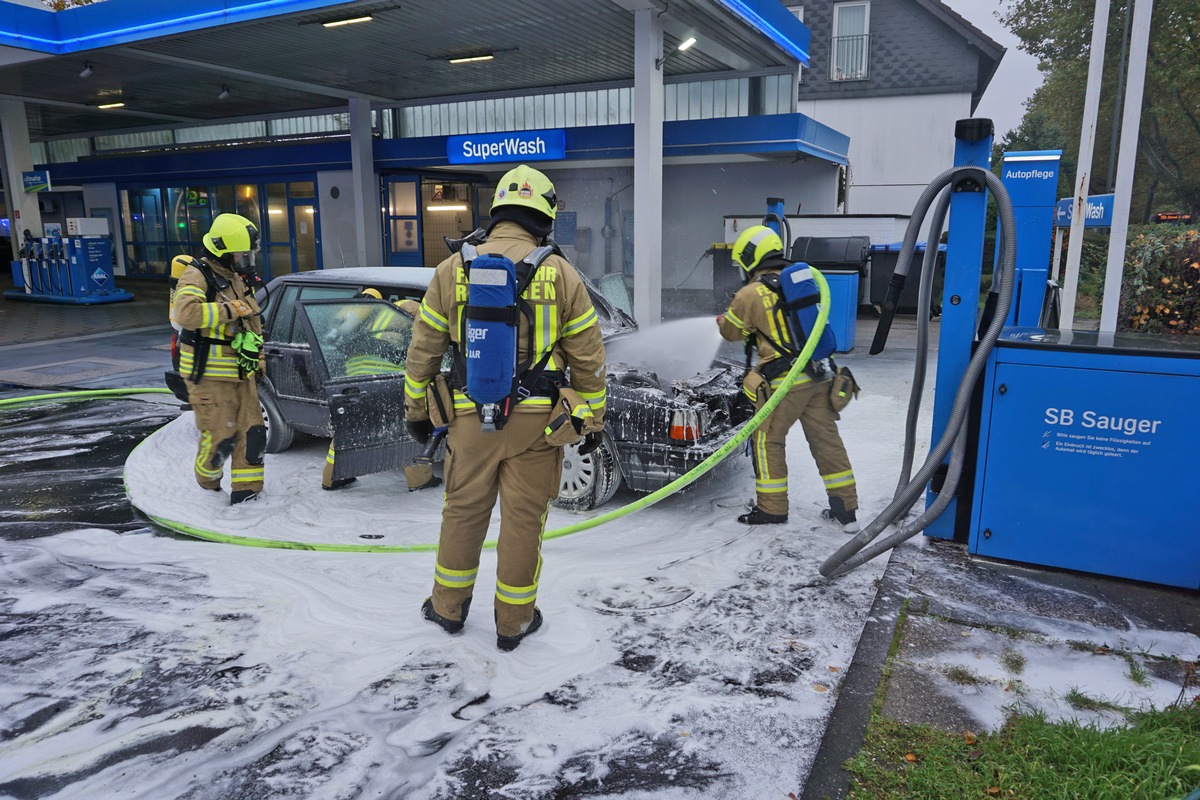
left=578, top=432, right=601, bottom=456
left=230, top=331, right=264, bottom=374
left=407, top=417, right=435, bottom=445
left=227, top=299, right=255, bottom=318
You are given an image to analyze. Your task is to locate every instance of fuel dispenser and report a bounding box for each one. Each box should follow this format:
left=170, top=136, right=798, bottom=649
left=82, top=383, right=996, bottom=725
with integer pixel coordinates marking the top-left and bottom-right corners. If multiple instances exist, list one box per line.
left=6, top=225, right=133, bottom=304
left=822, top=118, right=1200, bottom=590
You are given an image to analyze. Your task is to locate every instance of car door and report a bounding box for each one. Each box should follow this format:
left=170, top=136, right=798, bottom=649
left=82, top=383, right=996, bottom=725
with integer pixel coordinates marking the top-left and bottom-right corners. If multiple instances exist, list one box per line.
left=293, top=297, right=422, bottom=482
left=263, top=282, right=362, bottom=434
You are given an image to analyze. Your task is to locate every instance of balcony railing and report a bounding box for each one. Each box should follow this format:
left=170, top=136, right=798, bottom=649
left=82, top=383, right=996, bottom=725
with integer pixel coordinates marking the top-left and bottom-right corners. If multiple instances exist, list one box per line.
left=830, top=33, right=870, bottom=81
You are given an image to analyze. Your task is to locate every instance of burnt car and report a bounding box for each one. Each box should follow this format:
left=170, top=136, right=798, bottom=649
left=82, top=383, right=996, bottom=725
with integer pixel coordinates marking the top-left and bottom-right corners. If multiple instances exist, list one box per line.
left=166, top=265, right=752, bottom=510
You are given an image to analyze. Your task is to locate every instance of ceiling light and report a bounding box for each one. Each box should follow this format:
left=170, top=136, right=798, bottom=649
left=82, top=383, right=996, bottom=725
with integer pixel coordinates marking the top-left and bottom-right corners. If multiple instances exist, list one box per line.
left=428, top=204, right=468, bottom=212
left=79, top=62, right=93, bottom=79
left=448, top=53, right=493, bottom=64
left=322, top=14, right=372, bottom=27
left=97, top=102, right=125, bottom=109
left=656, top=36, right=699, bottom=69
left=218, top=85, right=231, bottom=100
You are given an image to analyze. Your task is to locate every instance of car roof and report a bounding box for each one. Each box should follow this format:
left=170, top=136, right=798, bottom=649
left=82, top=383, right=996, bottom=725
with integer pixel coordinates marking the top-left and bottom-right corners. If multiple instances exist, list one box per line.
left=265, top=263, right=638, bottom=336
left=266, top=266, right=432, bottom=292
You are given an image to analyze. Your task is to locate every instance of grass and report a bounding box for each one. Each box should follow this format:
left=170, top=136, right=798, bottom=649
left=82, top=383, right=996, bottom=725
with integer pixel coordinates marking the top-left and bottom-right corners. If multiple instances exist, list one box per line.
left=844, top=703, right=1200, bottom=800
left=1063, top=687, right=1126, bottom=714
left=1000, top=646, right=1027, bottom=675
left=843, top=602, right=1200, bottom=799
left=1125, top=654, right=1151, bottom=687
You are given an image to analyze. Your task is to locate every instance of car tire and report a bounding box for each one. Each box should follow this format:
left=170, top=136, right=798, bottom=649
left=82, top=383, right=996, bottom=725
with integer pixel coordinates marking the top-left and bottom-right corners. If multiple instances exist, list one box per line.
left=554, top=433, right=622, bottom=511
left=258, top=384, right=295, bottom=453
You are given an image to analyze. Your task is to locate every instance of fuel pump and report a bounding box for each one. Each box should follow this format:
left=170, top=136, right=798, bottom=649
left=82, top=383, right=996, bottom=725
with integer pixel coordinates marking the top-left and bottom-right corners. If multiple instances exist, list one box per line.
left=48, top=232, right=66, bottom=295
left=17, top=229, right=34, bottom=294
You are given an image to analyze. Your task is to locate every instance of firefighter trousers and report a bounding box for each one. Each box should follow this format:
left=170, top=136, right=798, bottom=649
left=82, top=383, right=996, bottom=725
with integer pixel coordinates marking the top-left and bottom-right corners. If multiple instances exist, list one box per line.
left=751, top=377, right=857, bottom=517
left=185, top=377, right=266, bottom=495
left=429, top=411, right=562, bottom=638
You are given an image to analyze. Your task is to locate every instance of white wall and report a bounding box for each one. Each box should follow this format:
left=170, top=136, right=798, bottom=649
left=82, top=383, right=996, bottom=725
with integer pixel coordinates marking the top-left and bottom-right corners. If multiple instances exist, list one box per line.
left=549, top=159, right=840, bottom=292
left=799, top=92, right=973, bottom=215
left=317, top=170, right=360, bottom=268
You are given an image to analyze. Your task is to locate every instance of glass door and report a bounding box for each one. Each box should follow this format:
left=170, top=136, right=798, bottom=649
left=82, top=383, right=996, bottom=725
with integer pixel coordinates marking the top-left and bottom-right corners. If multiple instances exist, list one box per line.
left=264, top=180, right=321, bottom=275
left=383, top=175, right=421, bottom=266
left=291, top=202, right=320, bottom=272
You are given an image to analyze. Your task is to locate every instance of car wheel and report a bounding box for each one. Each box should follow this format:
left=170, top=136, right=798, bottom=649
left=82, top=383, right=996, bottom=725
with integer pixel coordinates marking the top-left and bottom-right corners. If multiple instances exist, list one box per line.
left=554, top=433, right=622, bottom=511
left=258, top=384, right=295, bottom=453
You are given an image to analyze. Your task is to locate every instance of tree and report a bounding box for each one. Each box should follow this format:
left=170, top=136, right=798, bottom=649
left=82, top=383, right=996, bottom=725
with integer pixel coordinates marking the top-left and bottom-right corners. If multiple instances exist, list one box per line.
left=1001, top=0, right=1200, bottom=221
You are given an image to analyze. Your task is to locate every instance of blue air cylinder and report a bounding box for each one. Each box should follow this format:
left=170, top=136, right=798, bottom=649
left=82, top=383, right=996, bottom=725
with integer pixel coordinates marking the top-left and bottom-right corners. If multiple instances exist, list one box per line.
left=464, top=256, right=519, bottom=405
left=779, top=262, right=837, bottom=360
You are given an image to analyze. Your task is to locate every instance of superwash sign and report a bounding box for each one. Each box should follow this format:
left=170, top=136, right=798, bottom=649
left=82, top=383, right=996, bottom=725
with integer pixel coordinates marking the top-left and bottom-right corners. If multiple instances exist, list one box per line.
left=447, top=130, right=566, bottom=165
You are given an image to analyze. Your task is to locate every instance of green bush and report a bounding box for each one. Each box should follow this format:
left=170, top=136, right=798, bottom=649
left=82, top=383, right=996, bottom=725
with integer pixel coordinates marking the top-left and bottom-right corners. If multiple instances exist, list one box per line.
left=1120, top=225, right=1200, bottom=334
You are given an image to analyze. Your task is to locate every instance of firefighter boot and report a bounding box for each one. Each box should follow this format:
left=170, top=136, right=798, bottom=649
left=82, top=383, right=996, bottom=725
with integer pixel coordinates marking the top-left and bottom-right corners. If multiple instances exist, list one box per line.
left=422, top=597, right=471, bottom=635
left=738, top=506, right=788, bottom=525
left=821, top=496, right=860, bottom=533
left=497, top=608, right=543, bottom=652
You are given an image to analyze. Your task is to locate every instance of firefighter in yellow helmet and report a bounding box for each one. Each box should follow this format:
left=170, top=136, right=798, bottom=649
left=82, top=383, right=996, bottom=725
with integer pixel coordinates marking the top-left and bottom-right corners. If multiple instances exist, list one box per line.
left=717, top=224, right=860, bottom=530
left=320, top=291, right=439, bottom=491
left=404, top=164, right=607, bottom=651
left=172, top=213, right=267, bottom=504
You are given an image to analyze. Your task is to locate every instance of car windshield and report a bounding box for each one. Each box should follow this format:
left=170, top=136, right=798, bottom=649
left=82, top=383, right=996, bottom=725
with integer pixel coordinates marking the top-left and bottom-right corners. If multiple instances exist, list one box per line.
left=579, top=272, right=637, bottom=338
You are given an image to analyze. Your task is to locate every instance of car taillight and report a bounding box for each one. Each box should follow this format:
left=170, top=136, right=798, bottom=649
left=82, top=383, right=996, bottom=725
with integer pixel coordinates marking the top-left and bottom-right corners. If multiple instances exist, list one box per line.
left=669, top=409, right=704, bottom=441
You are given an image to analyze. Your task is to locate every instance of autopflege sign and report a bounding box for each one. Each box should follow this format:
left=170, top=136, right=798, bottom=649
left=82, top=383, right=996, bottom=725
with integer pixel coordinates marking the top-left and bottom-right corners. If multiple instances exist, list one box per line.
left=448, top=130, right=566, bottom=164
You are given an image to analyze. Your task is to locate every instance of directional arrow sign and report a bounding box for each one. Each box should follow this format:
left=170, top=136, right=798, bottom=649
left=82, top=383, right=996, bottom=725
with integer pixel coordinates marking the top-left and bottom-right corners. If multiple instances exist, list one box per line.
left=1055, top=194, right=1115, bottom=228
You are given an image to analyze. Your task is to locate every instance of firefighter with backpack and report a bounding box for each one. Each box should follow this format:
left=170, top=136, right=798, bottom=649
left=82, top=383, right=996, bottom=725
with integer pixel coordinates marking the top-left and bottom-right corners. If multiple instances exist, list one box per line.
left=171, top=213, right=267, bottom=505
left=403, top=164, right=607, bottom=652
left=718, top=224, right=861, bottom=531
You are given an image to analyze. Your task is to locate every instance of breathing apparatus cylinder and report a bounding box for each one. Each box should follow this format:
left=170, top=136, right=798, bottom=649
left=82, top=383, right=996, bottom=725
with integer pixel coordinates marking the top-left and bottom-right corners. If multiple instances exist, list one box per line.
left=168, top=255, right=193, bottom=333
left=778, top=263, right=838, bottom=360
left=463, top=253, right=520, bottom=427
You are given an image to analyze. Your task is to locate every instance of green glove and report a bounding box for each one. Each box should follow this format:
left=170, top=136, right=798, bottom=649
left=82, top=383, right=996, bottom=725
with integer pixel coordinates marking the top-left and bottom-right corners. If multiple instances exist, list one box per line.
left=231, top=330, right=264, bottom=374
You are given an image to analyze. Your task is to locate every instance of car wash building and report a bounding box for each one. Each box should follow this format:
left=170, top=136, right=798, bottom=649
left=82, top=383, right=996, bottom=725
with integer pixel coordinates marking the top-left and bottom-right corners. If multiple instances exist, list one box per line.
left=0, top=0, right=1000, bottom=324
left=0, top=0, right=854, bottom=326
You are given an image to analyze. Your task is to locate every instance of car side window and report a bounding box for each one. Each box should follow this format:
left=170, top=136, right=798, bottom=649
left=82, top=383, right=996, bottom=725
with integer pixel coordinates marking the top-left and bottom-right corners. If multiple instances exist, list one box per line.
left=267, top=285, right=302, bottom=344
left=271, top=285, right=360, bottom=344
left=308, top=300, right=414, bottom=380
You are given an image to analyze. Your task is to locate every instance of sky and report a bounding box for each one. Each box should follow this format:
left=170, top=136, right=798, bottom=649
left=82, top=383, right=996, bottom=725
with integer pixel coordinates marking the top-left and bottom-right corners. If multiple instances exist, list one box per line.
left=1, top=344, right=1194, bottom=798
left=941, top=0, right=1044, bottom=139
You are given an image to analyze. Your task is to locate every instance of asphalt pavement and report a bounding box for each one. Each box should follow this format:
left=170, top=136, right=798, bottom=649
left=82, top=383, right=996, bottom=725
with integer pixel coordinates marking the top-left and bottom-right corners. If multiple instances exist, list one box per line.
left=2, top=269, right=1197, bottom=799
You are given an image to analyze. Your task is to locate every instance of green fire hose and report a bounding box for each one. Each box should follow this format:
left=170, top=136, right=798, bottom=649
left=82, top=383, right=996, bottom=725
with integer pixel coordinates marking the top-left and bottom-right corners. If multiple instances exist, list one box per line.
left=1, top=271, right=830, bottom=553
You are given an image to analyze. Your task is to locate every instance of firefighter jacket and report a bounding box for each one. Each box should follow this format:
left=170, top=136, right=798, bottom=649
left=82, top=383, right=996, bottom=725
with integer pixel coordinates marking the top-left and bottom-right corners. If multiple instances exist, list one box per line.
left=173, top=256, right=263, bottom=382
left=718, top=264, right=819, bottom=393
left=404, top=221, right=608, bottom=424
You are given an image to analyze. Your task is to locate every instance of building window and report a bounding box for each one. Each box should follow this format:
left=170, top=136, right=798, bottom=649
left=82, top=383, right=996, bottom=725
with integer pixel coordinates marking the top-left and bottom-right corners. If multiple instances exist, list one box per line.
left=831, top=2, right=870, bottom=81
left=788, top=5, right=805, bottom=85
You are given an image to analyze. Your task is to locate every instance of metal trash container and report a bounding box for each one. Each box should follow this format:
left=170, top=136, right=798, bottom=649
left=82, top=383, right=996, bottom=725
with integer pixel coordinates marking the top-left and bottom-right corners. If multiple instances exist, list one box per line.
left=789, top=236, right=869, bottom=352
left=868, top=241, right=946, bottom=313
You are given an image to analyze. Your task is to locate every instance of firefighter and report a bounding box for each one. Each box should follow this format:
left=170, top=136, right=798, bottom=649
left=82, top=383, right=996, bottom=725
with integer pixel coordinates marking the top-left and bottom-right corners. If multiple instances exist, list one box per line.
left=172, top=213, right=266, bottom=505
left=321, top=292, right=438, bottom=491
left=717, top=225, right=860, bottom=531
left=404, top=164, right=607, bottom=652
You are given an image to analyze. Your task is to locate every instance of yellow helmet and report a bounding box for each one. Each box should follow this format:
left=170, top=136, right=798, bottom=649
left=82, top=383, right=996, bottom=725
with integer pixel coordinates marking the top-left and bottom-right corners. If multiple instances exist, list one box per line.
left=732, top=225, right=784, bottom=276
left=491, top=165, right=557, bottom=220
left=203, top=213, right=260, bottom=257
